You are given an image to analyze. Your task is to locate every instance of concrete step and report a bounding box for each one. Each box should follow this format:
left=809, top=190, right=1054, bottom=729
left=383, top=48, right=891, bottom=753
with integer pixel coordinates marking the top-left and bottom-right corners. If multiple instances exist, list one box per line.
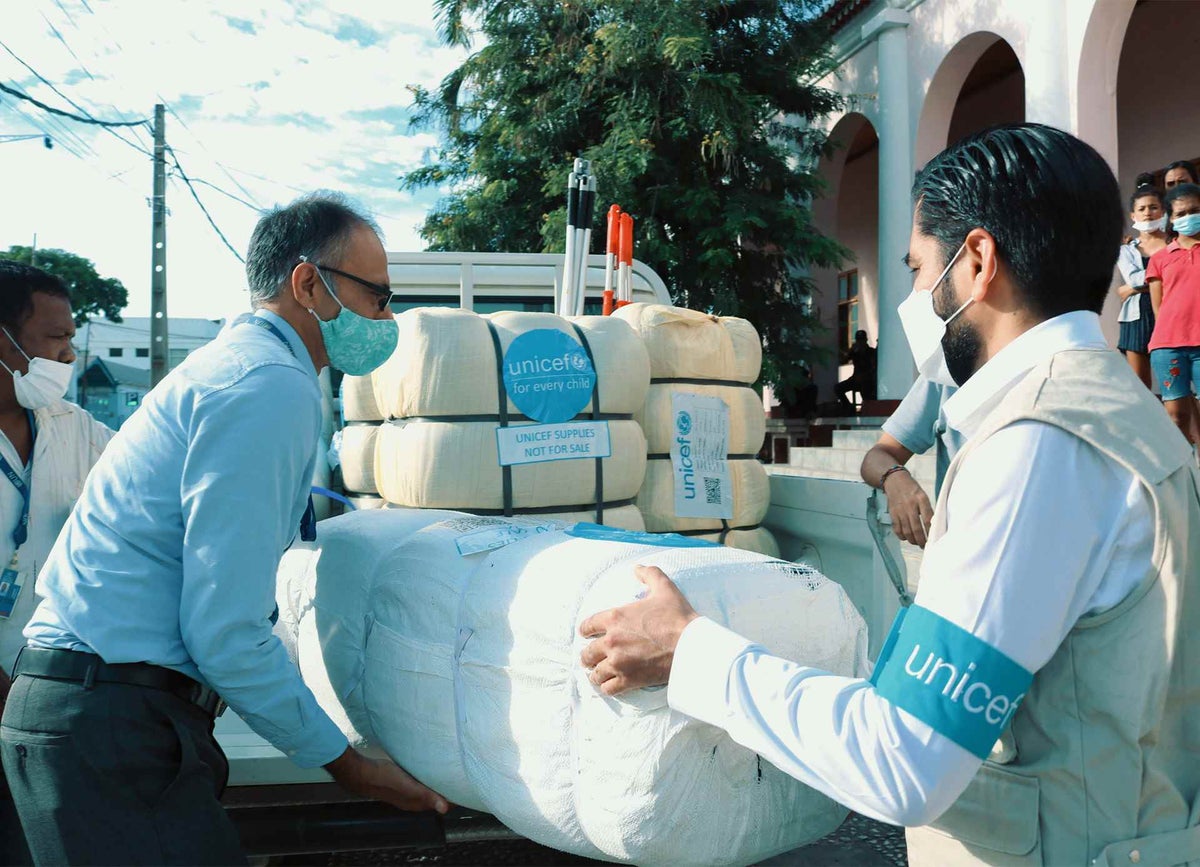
left=786, top=445, right=936, bottom=490
left=831, top=428, right=883, bottom=450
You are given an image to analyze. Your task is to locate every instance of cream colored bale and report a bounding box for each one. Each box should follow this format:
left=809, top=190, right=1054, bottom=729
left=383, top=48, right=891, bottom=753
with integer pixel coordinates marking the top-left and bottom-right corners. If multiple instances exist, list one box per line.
left=375, top=420, right=647, bottom=512
left=612, top=303, right=761, bottom=384
left=522, top=504, right=644, bottom=531
left=341, top=374, right=383, bottom=422
left=638, top=383, right=765, bottom=455
left=693, top=525, right=781, bottom=558
left=637, top=458, right=769, bottom=533
left=372, top=309, right=650, bottom=420
left=339, top=424, right=379, bottom=495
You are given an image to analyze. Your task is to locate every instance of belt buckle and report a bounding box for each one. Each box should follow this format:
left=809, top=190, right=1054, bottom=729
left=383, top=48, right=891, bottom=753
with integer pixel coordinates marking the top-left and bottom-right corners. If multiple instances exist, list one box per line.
left=190, top=683, right=227, bottom=718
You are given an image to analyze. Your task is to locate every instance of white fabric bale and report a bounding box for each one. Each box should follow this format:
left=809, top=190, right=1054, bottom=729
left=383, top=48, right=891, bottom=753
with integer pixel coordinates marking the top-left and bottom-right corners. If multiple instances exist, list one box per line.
left=612, top=303, right=761, bottom=384
left=341, top=374, right=383, bottom=422
left=637, top=458, right=769, bottom=533
left=374, top=420, right=647, bottom=512
left=286, top=511, right=867, bottom=866
left=339, top=424, right=380, bottom=495
left=638, top=382, right=765, bottom=455
left=372, top=309, right=650, bottom=420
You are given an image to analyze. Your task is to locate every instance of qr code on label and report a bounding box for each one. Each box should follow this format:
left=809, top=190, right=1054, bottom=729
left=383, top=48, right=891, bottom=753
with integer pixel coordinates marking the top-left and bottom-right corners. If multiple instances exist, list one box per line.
left=704, top=477, right=722, bottom=505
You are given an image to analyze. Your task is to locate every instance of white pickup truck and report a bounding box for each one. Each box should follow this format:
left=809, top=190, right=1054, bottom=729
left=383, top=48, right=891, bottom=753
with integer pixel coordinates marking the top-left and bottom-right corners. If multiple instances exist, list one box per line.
left=215, top=252, right=918, bottom=859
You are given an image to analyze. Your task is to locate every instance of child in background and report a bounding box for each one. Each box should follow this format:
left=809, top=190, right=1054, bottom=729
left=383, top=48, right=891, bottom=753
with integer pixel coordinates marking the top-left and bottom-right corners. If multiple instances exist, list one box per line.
left=1116, top=185, right=1169, bottom=388
left=1147, top=182, right=1200, bottom=445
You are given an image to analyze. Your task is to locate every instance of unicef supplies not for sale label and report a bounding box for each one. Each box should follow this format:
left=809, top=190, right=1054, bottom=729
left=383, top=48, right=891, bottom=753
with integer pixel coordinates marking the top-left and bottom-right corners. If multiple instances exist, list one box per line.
left=496, top=421, right=612, bottom=467
left=670, top=393, right=733, bottom=519
left=502, top=329, right=597, bottom=424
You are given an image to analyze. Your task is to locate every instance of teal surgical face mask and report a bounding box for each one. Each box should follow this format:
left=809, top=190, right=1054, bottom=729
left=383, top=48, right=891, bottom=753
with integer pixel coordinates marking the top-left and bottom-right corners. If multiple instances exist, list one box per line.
left=1172, top=213, right=1200, bottom=237
left=306, top=262, right=398, bottom=375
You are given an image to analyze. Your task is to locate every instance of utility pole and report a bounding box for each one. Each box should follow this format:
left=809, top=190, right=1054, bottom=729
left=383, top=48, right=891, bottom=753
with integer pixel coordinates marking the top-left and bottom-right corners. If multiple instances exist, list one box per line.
left=149, top=103, right=169, bottom=387
left=29, top=233, right=36, bottom=267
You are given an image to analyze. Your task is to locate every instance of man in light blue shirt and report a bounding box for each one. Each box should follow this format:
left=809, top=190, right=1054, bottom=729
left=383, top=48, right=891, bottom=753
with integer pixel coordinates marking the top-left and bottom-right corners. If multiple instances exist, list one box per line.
left=2, top=193, right=448, bottom=866
left=859, top=375, right=963, bottom=547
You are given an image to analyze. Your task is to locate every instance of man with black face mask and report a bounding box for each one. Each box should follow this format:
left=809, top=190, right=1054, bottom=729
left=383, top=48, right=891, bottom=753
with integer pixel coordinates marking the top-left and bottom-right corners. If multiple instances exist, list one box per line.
left=579, top=124, right=1200, bottom=866
left=0, top=260, right=113, bottom=865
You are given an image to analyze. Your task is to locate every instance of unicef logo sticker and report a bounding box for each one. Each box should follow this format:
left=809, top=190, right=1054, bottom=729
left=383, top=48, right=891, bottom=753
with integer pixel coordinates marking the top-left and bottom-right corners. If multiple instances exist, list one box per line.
left=676, top=411, right=692, bottom=435
left=502, top=329, right=597, bottom=424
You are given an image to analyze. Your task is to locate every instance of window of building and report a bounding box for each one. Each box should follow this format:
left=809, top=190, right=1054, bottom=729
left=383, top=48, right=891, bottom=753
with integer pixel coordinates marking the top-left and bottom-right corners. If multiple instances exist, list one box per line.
left=837, top=270, right=859, bottom=354
left=108, top=347, right=124, bottom=358
left=135, top=348, right=149, bottom=358
left=168, top=348, right=189, bottom=369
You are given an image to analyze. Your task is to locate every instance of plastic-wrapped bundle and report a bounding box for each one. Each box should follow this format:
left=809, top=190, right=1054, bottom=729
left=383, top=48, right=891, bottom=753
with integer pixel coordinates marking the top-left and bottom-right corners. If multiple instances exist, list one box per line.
left=338, top=423, right=379, bottom=496
left=278, top=509, right=867, bottom=866
left=369, top=308, right=651, bottom=526
left=613, top=304, right=777, bottom=555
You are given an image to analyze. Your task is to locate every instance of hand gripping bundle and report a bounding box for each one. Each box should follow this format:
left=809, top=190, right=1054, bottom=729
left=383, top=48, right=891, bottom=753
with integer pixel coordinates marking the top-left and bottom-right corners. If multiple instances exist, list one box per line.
left=612, top=303, right=778, bottom=555
left=365, top=308, right=650, bottom=529
left=276, top=509, right=868, bottom=866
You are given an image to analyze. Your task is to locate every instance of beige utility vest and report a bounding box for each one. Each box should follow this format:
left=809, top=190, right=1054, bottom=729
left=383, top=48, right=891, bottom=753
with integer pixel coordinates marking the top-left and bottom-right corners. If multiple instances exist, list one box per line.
left=905, top=349, right=1200, bottom=867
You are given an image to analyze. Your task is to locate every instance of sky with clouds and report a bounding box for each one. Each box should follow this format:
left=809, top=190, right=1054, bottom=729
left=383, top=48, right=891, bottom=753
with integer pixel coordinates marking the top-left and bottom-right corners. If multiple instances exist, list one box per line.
left=0, top=0, right=467, bottom=321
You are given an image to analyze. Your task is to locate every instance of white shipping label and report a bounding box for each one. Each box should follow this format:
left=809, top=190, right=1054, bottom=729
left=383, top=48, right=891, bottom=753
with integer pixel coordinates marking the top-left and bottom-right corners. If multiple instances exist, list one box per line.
left=670, top=392, right=733, bottom=519
left=454, top=519, right=565, bottom=556
left=495, top=421, right=612, bottom=467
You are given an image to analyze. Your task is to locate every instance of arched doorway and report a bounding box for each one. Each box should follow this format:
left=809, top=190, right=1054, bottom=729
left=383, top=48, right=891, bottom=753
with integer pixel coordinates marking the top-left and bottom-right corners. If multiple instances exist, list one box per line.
left=916, top=34, right=1025, bottom=168
left=811, top=112, right=879, bottom=409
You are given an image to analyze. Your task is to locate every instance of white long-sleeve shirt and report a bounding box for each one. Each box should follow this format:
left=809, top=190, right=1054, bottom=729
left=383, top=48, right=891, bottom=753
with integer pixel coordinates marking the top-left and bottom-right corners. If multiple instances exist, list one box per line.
left=667, top=311, right=1153, bottom=826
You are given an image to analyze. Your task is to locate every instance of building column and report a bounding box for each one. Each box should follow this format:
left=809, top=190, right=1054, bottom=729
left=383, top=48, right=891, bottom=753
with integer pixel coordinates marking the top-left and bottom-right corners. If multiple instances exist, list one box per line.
left=864, top=6, right=914, bottom=400
left=1024, top=0, right=1071, bottom=130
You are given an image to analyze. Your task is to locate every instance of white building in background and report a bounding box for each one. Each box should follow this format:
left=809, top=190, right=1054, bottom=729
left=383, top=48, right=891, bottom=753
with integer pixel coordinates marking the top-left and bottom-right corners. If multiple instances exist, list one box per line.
left=809, top=0, right=1197, bottom=404
left=75, top=316, right=225, bottom=372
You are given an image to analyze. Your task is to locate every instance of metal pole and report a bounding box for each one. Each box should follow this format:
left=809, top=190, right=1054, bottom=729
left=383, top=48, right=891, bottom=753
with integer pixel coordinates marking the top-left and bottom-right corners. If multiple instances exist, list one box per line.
left=149, top=103, right=169, bottom=387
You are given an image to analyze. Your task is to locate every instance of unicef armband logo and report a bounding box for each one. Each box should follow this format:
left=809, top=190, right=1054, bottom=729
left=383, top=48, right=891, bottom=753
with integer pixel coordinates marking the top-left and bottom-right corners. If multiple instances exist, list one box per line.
left=870, top=606, right=1034, bottom=759
left=675, top=410, right=692, bottom=435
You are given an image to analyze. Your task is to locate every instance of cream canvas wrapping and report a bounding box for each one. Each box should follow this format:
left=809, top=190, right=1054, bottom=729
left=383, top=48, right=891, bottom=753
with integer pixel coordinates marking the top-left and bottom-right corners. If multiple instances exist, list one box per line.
left=341, top=374, right=383, bottom=422
left=339, top=424, right=380, bottom=495
left=370, top=309, right=650, bottom=521
left=277, top=509, right=867, bottom=866
left=613, top=304, right=776, bottom=554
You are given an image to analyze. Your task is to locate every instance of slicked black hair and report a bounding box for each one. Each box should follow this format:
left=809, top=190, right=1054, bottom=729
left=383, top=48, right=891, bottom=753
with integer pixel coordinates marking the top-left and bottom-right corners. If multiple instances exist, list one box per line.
left=245, top=191, right=380, bottom=306
left=0, top=260, right=71, bottom=331
left=912, top=123, right=1123, bottom=318
left=1130, top=185, right=1164, bottom=212
left=1164, top=182, right=1200, bottom=215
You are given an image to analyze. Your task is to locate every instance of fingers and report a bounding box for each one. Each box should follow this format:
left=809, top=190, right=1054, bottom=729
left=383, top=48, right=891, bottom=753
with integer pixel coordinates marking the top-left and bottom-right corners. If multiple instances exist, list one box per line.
left=578, top=609, right=611, bottom=638
left=580, top=637, right=608, bottom=668
left=635, top=564, right=671, bottom=588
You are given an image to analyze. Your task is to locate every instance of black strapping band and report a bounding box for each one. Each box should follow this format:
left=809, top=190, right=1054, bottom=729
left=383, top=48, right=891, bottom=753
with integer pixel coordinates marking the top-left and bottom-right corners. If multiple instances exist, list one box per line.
left=439, top=498, right=636, bottom=517
left=393, top=412, right=632, bottom=424
left=646, top=453, right=758, bottom=461
left=650, top=377, right=755, bottom=389
left=672, top=522, right=761, bottom=543
left=484, top=320, right=514, bottom=517
left=569, top=323, right=605, bottom=525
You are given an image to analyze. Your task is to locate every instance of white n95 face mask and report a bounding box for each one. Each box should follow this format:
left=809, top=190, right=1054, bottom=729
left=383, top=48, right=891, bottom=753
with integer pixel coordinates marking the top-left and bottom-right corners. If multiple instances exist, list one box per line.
left=897, top=242, right=970, bottom=388
left=1132, top=216, right=1167, bottom=234
left=0, top=327, right=73, bottom=409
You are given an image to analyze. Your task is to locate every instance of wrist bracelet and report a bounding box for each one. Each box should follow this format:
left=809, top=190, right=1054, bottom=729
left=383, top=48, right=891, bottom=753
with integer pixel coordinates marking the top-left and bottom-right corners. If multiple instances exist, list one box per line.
left=879, top=464, right=910, bottom=488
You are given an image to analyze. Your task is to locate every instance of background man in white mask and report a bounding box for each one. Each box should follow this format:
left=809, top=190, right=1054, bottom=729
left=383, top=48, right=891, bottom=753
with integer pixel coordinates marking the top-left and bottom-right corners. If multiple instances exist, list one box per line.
left=0, top=260, right=113, bottom=866
left=3, top=193, right=448, bottom=866
left=581, top=124, right=1200, bottom=866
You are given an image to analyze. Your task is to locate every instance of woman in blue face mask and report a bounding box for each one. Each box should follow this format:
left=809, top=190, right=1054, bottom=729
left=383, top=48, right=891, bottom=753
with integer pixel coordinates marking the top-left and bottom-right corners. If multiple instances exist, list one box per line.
left=1115, top=185, right=1169, bottom=389
left=1146, top=182, right=1200, bottom=446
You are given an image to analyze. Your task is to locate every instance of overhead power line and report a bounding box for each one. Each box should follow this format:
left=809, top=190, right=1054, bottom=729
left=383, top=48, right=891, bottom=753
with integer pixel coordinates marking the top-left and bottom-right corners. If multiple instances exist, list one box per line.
left=166, top=145, right=245, bottom=263
left=0, top=81, right=144, bottom=127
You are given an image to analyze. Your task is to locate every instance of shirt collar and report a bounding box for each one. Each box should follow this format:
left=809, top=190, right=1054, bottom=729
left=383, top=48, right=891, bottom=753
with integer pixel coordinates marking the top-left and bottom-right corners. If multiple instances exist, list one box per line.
left=250, top=309, right=318, bottom=379
left=942, top=310, right=1108, bottom=438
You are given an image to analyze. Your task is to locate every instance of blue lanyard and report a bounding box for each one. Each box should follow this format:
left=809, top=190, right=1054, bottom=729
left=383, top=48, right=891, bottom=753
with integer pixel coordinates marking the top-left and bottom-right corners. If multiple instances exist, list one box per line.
left=0, top=411, right=35, bottom=549
left=241, top=316, right=316, bottom=542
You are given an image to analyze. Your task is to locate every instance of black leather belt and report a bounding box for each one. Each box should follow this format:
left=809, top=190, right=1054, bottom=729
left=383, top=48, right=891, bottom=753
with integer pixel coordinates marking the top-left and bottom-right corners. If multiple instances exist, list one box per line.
left=12, top=646, right=227, bottom=718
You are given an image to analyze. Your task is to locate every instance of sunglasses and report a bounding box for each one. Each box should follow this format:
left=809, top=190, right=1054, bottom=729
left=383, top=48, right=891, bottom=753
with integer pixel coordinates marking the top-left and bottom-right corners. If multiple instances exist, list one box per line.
left=300, top=257, right=393, bottom=313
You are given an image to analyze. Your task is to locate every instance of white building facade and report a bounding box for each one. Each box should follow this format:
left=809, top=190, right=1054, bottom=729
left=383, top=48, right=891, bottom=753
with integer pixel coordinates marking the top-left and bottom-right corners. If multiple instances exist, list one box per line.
left=74, top=316, right=225, bottom=373
left=811, top=0, right=1198, bottom=401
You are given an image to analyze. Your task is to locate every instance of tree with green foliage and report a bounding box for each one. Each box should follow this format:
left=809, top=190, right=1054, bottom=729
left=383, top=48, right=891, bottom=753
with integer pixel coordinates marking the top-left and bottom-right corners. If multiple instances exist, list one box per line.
left=403, top=0, right=845, bottom=395
left=0, top=246, right=128, bottom=325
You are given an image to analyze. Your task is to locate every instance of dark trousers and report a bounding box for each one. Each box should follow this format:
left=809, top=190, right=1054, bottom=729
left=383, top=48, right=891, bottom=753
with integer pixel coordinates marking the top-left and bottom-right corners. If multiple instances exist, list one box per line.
left=0, top=767, right=33, bottom=866
left=0, top=674, right=245, bottom=866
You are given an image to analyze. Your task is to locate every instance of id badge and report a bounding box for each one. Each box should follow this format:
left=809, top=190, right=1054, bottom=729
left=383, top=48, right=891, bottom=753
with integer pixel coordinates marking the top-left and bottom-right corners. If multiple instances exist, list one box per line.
left=0, top=558, right=23, bottom=620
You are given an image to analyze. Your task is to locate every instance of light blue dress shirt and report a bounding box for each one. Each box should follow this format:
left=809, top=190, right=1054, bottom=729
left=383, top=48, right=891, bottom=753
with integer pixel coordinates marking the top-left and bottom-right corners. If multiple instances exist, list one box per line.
left=25, top=309, right=347, bottom=768
left=881, top=375, right=963, bottom=496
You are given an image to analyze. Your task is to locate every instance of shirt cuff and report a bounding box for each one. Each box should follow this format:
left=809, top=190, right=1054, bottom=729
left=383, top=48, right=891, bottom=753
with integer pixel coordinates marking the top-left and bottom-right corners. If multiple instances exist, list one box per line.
left=668, top=616, right=758, bottom=727
left=273, top=710, right=350, bottom=769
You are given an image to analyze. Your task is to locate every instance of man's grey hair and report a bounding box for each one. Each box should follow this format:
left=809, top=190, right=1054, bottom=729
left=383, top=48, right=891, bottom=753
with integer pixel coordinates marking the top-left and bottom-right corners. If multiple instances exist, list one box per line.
left=245, top=191, right=382, bottom=306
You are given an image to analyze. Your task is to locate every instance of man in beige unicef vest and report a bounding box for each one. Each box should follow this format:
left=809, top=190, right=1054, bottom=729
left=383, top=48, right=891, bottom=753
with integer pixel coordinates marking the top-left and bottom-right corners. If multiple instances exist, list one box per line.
left=580, top=123, right=1200, bottom=866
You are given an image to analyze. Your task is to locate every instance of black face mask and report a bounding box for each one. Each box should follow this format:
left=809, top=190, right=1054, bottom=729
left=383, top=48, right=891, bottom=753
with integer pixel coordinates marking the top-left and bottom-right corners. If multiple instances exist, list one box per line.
left=933, top=279, right=983, bottom=386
